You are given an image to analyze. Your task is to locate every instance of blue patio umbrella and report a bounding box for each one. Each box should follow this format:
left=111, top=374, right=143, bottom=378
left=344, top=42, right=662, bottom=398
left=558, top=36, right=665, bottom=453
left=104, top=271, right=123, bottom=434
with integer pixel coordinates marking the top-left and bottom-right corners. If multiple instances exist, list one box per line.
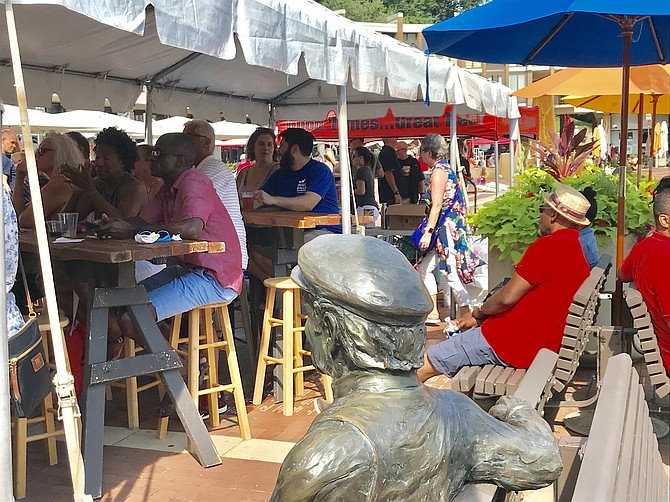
left=423, top=0, right=670, bottom=322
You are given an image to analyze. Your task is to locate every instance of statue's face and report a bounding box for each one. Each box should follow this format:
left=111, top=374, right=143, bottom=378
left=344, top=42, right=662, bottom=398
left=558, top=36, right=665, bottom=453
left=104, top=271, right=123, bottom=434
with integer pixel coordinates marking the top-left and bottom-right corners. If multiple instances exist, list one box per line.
left=302, top=292, right=341, bottom=378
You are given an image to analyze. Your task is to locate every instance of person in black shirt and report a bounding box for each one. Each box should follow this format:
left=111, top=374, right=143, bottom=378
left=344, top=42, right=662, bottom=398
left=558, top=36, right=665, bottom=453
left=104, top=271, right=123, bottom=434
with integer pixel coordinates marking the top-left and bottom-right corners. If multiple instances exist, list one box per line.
left=395, top=141, right=425, bottom=203
left=352, top=147, right=380, bottom=226
left=377, top=138, right=403, bottom=205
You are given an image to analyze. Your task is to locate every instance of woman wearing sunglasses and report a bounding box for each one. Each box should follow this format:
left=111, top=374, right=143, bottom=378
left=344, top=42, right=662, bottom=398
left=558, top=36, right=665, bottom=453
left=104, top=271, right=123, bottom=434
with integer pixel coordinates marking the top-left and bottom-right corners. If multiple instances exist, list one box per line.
left=12, top=132, right=84, bottom=228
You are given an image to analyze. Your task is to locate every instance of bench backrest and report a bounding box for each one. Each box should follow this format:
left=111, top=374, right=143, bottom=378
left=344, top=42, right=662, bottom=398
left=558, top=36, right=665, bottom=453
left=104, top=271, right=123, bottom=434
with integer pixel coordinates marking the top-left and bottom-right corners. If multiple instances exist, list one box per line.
left=572, top=353, right=670, bottom=502
left=551, top=254, right=611, bottom=394
left=625, top=286, right=670, bottom=398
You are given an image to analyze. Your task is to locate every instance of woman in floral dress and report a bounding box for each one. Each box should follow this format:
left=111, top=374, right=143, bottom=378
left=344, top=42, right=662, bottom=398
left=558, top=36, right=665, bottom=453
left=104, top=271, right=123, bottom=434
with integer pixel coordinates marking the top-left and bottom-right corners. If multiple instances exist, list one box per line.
left=416, top=134, right=482, bottom=324
left=4, top=174, right=24, bottom=337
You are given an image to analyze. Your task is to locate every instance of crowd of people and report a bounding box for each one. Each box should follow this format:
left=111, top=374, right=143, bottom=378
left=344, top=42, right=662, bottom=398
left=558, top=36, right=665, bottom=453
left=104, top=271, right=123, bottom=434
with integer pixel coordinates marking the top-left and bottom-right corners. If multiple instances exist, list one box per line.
left=3, top=121, right=669, bottom=417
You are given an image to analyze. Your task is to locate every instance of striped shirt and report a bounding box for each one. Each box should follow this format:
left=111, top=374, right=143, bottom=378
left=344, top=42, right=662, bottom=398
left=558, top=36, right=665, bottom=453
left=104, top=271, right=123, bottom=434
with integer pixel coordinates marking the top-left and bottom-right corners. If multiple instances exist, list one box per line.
left=196, top=155, right=248, bottom=269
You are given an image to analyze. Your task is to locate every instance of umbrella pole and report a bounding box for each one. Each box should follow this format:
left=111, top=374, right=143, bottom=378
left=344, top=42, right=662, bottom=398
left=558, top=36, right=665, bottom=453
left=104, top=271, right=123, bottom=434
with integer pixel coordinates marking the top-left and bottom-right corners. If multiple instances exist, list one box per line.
left=648, top=95, right=659, bottom=182
left=0, top=105, right=14, bottom=502
left=336, top=85, right=351, bottom=234
left=613, top=17, right=635, bottom=326
left=636, top=94, right=644, bottom=187
left=4, top=2, right=92, bottom=501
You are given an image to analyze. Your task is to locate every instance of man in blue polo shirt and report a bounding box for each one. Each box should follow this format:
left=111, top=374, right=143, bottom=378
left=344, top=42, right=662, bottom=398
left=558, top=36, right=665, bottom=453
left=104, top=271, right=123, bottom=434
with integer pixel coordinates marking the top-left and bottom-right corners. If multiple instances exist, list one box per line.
left=255, top=127, right=340, bottom=238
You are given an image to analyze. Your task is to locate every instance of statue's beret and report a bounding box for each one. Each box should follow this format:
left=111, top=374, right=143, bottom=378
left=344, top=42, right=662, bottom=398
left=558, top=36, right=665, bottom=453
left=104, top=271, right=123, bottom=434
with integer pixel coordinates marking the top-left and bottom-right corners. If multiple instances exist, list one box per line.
left=291, top=234, right=433, bottom=325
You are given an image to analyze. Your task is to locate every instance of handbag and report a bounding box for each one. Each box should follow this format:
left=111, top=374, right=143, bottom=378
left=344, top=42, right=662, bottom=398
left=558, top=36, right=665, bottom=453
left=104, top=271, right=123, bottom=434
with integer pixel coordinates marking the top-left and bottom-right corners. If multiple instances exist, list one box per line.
left=410, top=200, right=454, bottom=253
left=8, top=257, right=53, bottom=418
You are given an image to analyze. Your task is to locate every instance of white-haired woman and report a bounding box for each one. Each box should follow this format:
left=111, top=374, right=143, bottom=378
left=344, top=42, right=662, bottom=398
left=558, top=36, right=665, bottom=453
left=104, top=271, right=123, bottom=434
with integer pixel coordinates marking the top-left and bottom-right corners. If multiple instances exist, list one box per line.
left=416, top=134, right=482, bottom=324
left=13, top=131, right=84, bottom=228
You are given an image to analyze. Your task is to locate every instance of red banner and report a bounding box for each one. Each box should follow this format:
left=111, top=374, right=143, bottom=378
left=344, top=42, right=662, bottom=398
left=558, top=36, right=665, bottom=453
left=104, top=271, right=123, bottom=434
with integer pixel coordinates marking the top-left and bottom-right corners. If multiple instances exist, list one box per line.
left=277, top=106, right=538, bottom=141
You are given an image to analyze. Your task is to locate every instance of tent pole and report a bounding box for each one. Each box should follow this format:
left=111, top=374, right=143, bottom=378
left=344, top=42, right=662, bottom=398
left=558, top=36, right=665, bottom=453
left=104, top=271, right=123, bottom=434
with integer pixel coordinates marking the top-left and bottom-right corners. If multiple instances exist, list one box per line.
left=4, top=2, right=92, bottom=501
left=648, top=95, right=658, bottom=182
left=144, top=85, right=153, bottom=145
left=0, top=104, right=15, bottom=502
left=509, top=116, right=519, bottom=186
left=336, top=86, right=351, bottom=234
left=494, top=140, right=500, bottom=197
left=613, top=16, right=635, bottom=326
left=636, top=93, right=644, bottom=187
left=449, top=104, right=458, bottom=178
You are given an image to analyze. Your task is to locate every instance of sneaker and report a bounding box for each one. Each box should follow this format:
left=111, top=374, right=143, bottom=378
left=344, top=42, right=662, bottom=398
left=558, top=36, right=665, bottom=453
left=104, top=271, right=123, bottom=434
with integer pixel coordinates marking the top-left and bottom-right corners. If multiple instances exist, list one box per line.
left=199, top=393, right=228, bottom=420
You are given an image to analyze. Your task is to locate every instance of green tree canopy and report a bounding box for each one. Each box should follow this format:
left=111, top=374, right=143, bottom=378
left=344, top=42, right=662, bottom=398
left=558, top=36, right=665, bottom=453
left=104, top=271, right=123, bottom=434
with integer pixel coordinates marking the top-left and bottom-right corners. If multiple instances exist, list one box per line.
left=314, top=0, right=482, bottom=24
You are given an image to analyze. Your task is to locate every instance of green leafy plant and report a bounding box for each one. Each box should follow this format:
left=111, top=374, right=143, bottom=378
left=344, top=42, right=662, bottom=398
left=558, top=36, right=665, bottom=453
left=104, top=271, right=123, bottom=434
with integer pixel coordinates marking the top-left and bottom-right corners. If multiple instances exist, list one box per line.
left=528, top=122, right=596, bottom=180
left=469, top=166, right=654, bottom=261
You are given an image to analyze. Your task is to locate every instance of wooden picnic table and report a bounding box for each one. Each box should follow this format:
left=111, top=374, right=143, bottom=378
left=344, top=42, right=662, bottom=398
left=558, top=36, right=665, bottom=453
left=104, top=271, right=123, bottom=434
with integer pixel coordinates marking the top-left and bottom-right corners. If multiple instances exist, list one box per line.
left=19, top=231, right=223, bottom=499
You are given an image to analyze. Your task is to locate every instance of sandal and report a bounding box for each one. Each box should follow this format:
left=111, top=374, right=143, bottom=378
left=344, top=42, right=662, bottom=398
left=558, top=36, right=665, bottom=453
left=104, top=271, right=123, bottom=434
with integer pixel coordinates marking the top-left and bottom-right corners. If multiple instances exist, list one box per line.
left=107, top=336, right=125, bottom=361
left=425, top=317, right=441, bottom=326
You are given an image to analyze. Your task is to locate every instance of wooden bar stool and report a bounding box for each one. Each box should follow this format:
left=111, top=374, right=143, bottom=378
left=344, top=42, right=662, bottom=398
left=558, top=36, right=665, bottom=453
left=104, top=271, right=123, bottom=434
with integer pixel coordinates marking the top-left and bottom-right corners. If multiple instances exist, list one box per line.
left=157, top=302, right=251, bottom=440
left=253, top=277, right=333, bottom=417
left=12, top=311, right=68, bottom=499
left=106, top=339, right=163, bottom=430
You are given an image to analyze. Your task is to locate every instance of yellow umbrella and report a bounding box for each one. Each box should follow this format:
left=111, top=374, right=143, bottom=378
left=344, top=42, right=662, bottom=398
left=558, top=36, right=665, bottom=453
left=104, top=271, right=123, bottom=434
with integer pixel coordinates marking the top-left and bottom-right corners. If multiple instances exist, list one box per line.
left=513, top=65, right=670, bottom=99
left=561, top=94, right=670, bottom=114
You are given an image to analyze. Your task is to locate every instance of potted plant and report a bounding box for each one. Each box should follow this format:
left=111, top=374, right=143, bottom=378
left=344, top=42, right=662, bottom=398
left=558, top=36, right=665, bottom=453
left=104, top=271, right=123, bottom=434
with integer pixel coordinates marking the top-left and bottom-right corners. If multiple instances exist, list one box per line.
left=470, top=124, right=654, bottom=286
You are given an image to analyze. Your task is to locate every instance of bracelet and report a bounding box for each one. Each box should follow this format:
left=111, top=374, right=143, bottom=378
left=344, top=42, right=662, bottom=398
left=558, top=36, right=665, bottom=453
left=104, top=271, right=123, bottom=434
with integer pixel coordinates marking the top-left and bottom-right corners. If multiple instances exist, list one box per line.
left=393, top=191, right=400, bottom=195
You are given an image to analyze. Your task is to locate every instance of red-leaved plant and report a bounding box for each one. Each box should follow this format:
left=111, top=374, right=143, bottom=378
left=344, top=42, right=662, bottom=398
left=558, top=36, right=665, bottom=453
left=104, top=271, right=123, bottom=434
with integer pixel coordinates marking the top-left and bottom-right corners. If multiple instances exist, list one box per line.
left=528, top=121, right=596, bottom=180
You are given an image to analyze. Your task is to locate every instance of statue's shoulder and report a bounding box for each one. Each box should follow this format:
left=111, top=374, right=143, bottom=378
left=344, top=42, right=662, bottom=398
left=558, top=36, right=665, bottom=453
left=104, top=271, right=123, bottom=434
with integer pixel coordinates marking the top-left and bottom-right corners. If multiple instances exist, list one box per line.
left=272, top=419, right=376, bottom=502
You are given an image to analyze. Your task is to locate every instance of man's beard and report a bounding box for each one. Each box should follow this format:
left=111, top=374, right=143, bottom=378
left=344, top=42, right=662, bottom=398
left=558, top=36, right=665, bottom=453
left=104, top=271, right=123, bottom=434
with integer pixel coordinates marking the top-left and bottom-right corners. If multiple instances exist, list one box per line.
left=280, top=150, right=294, bottom=170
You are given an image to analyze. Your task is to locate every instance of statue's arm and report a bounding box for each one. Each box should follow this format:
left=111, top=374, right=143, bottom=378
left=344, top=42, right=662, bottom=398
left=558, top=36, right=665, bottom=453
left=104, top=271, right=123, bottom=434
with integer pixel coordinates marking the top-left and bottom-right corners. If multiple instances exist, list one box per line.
left=459, top=395, right=562, bottom=490
left=270, top=420, right=376, bottom=502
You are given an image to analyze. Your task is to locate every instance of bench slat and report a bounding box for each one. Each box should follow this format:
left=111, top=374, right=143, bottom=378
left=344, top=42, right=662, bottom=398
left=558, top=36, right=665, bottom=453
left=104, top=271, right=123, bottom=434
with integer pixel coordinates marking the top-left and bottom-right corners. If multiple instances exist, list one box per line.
left=625, top=380, right=647, bottom=501
left=483, top=366, right=504, bottom=395
left=572, top=354, right=633, bottom=502
left=505, top=369, right=526, bottom=395
left=512, top=349, right=557, bottom=406
left=474, top=365, right=495, bottom=394
left=454, top=366, right=480, bottom=393
left=493, top=367, right=515, bottom=396
left=629, top=304, right=649, bottom=318
left=636, top=327, right=655, bottom=341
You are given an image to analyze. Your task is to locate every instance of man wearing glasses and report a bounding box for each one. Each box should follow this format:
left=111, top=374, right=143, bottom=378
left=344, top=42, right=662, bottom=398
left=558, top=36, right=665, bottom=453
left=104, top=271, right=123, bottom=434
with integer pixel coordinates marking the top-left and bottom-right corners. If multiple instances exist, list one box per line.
left=97, top=133, right=243, bottom=324
left=418, top=184, right=590, bottom=382
left=618, top=176, right=670, bottom=372
left=183, top=120, right=247, bottom=272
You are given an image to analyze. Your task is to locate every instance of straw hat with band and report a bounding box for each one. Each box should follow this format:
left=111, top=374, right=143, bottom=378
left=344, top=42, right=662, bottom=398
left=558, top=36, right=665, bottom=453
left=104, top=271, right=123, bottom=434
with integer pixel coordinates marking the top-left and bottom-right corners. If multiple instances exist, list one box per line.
left=542, top=184, right=591, bottom=226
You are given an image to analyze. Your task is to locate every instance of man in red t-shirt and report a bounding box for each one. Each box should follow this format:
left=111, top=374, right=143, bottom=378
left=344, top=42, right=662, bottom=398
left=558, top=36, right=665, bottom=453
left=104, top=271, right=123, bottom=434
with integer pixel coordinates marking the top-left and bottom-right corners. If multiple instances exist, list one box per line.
left=418, top=184, right=591, bottom=381
left=618, top=177, right=670, bottom=371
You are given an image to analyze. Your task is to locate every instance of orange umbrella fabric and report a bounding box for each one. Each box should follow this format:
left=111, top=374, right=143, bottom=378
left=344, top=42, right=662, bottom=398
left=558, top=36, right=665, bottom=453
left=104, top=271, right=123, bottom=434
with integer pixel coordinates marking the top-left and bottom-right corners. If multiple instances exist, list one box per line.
left=512, top=65, right=670, bottom=99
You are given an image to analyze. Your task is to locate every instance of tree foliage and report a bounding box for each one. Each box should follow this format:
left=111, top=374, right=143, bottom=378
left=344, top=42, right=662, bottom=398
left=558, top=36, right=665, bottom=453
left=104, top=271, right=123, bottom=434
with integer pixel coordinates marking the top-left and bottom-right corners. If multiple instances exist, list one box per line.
left=314, top=0, right=482, bottom=24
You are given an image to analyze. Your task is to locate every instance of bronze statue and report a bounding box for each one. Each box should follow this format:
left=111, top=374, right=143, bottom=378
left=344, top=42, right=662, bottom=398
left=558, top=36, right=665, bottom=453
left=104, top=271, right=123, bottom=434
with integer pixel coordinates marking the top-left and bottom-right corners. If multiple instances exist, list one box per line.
left=271, top=235, right=561, bottom=502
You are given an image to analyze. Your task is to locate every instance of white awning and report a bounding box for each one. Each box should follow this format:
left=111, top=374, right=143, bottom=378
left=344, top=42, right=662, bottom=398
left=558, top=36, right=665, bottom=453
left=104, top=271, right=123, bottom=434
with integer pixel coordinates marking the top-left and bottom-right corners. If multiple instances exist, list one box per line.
left=0, top=0, right=519, bottom=121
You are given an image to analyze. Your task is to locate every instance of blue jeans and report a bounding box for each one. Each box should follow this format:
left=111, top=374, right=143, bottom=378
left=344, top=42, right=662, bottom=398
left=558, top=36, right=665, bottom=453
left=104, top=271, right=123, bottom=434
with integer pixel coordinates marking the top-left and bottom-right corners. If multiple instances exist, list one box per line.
left=427, top=327, right=508, bottom=377
left=140, top=265, right=237, bottom=322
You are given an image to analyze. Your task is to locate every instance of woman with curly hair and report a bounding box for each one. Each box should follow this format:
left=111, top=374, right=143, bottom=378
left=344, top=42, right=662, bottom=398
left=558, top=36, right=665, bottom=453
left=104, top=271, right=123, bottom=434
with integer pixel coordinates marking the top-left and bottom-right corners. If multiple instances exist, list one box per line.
left=63, top=127, right=146, bottom=219
left=13, top=131, right=84, bottom=227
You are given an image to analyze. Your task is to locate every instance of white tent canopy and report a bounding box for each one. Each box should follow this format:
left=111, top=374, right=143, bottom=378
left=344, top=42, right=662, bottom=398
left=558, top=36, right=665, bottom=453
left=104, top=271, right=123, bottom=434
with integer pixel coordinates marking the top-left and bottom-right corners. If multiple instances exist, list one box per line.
left=0, top=0, right=519, bottom=122
left=152, top=116, right=259, bottom=140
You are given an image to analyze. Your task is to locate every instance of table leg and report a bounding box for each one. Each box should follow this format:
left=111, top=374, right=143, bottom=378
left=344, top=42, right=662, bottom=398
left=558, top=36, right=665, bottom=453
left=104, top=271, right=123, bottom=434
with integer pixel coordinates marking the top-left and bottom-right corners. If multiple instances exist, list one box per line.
left=81, top=298, right=111, bottom=499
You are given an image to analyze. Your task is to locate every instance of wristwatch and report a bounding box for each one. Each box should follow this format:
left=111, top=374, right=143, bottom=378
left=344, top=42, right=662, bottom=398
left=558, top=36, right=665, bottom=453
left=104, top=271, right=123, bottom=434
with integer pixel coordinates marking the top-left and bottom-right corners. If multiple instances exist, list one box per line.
left=393, top=191, right=400, bottom=195
left=424, top=227, right=434, bottom=234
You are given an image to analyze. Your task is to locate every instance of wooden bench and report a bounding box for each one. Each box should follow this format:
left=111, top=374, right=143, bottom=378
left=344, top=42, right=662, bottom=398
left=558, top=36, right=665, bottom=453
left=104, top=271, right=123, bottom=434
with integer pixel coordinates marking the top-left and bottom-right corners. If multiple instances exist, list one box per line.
left=453, top=348, right=560, bottom=502
left=452, top=254, right=612, bottom=411
left=557, top=353, right=670, bottom=501
left=625, top=286, right=670, bottom=399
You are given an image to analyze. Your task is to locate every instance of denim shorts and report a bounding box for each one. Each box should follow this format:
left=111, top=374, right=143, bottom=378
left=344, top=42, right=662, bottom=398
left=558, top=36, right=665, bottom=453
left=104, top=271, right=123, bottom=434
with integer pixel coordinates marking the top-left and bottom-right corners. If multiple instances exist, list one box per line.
left=140, top=265, right=237, bottom=322
left=426, top=327, right=508, bottom=377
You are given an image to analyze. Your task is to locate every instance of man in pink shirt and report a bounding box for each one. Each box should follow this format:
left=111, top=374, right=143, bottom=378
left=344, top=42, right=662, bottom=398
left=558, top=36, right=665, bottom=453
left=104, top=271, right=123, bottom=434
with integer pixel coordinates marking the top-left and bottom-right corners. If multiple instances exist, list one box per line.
left=98, top=133, right=243, bottom=322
